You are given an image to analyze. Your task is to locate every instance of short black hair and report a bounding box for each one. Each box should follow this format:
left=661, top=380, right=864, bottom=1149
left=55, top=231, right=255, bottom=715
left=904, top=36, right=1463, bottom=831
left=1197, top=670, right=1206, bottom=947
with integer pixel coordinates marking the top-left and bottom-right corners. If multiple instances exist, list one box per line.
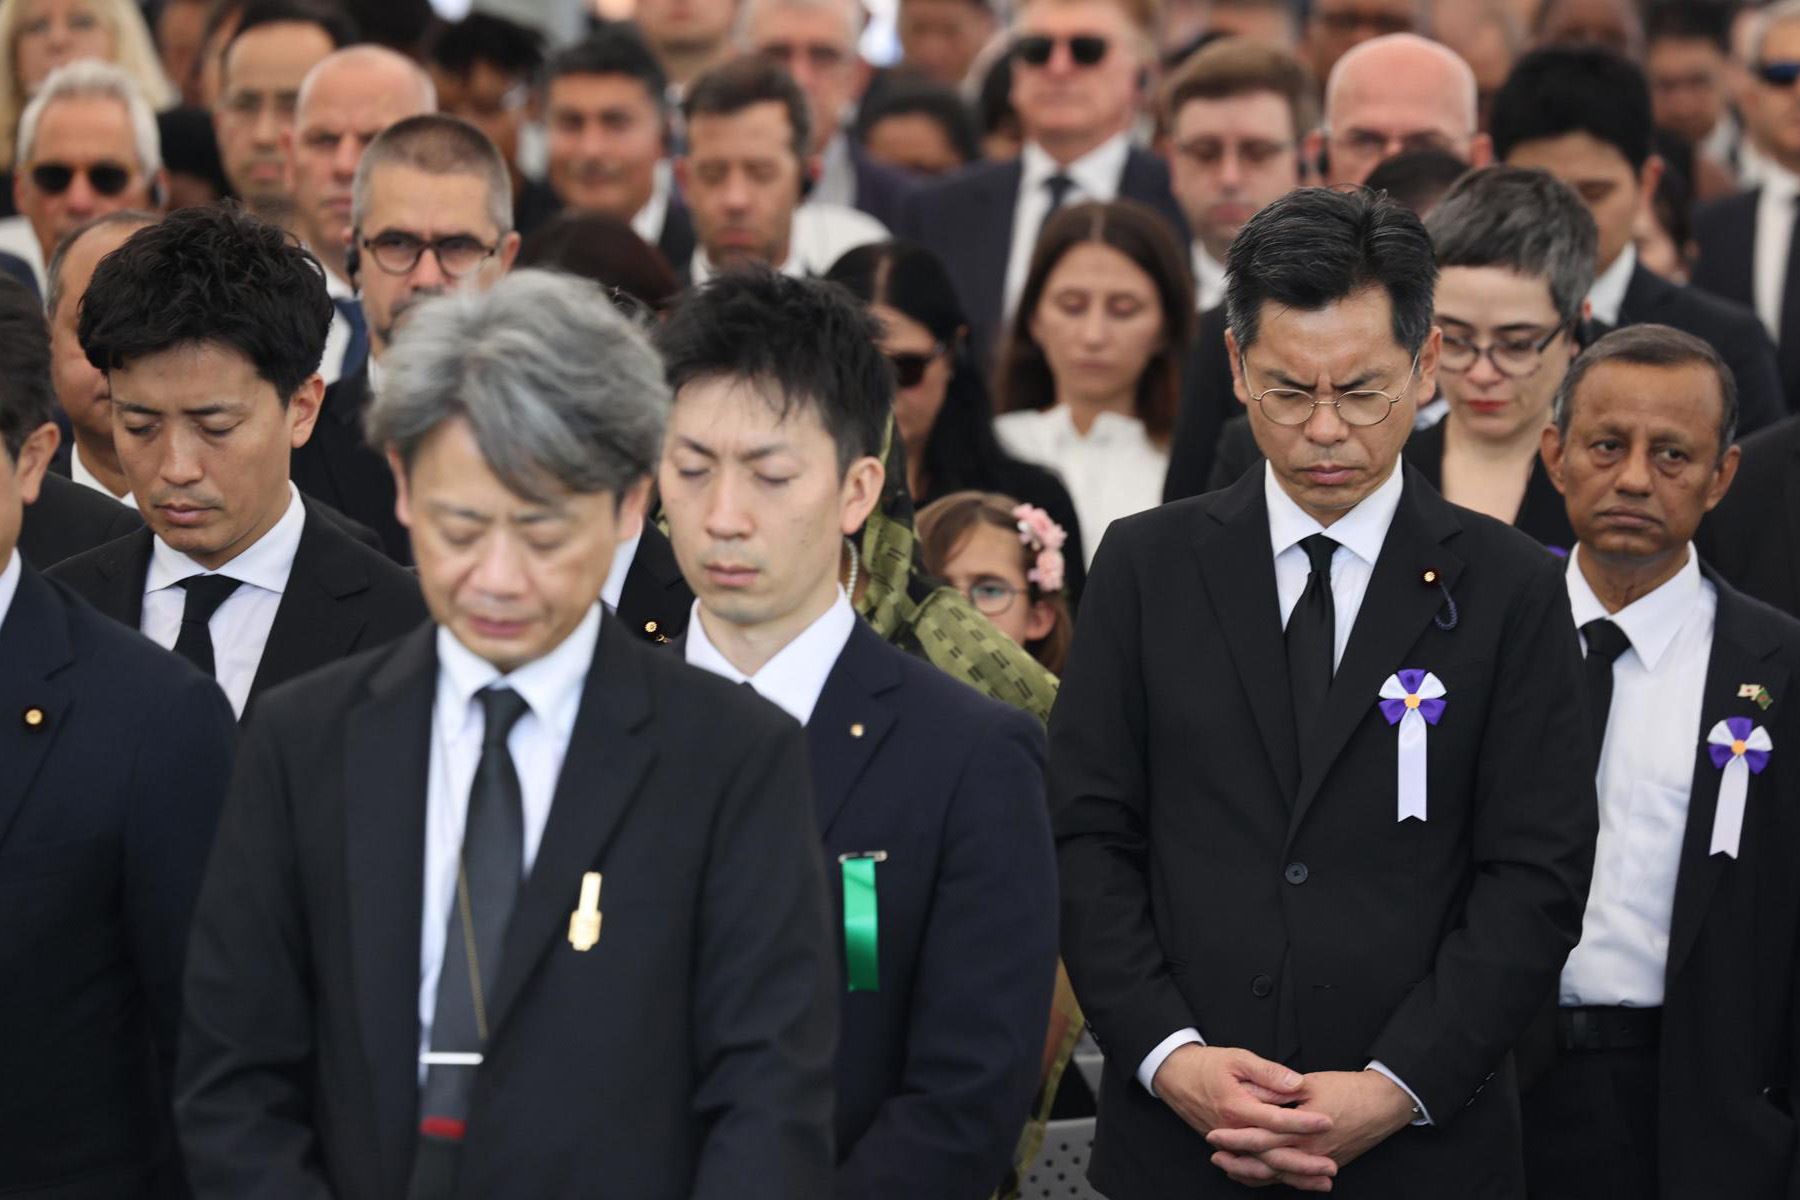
left=428, top=11, right=544, bottom=82
left=1555, top=322, right=1738, bottom=456
left=683, top=56, right=811, bottom=162
left=79, top=204, right=333, bottom=403
left=1490, top=45, right=1654, bottom=172
left=1645, top=1, right=1731, bottom=53
left=655, top=268, right=890, bottom=474
left=1225, top=186, right=1437, bottom=357
left=1363, top=146, right=1469, bottom=217
left=0, top=276, right=53, bottom=460
left=542, top=22, right=667, bottom=110
left=227, top=0, right=359, bottom=57
left=854, top=79, right=981, bottom=166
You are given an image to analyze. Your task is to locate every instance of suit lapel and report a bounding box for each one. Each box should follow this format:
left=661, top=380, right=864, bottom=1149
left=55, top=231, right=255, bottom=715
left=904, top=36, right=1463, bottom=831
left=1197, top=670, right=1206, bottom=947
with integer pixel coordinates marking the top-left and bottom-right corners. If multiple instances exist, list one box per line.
left=1290, top=471, right=1464, bottom=845
left=1191, top=470, right=1300, bottom=801
left=968, top=160, right=1023, bottom=342
left=0, top=568, right=76, bottom=852
left=245, top=503, right=370, bottom=707
left=90, top=528, right=153, bottom=627
left=806, top=621, right=899, bottom=837
left=341, top=625, right=436, bottom=1174
left=485, top=618, right=657, bottom=1035
left=1784, top=437, right=1800, bottom=610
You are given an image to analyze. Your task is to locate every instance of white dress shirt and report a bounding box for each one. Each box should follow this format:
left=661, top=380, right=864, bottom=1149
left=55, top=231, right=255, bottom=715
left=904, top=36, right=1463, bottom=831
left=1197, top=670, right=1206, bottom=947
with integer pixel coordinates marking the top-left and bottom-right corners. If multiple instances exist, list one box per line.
left=139, top=482, right=305, bottom=719
left=689, top=201, right=887, bottom=285
left=683, top=590, right=856, bottom=726
left=418, top=603, right=601, bottom=1075
left=0, top=548, right=20, bottom=631
left=1560, top=546, right=1715, bottom=1008
left=318, top=260, right=354, bottom=386
left=1754, top=161, right=1800, bottom=342
left=69, top=446, right=133, bottom=504
left=1138, top=461, right=1429, bottom=1121
left=1192, top=243, right=1227, bottom=313
left=602, top=532, right=641, bottom=612
left=993, top=406, right=1168, bottom=567
left=630, top=160, right=674, bottom=248
left=1585, top=243, right=1638, bottom=328
left=1739, top=137, right=1777, bottom=193
left=1003, top=134, right=1132, bottom=321
left=813, top=130, right=857, bottom=210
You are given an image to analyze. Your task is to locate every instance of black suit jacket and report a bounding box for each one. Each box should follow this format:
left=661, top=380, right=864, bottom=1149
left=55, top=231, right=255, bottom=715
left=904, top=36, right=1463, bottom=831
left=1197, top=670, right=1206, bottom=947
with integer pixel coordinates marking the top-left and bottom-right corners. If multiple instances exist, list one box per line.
left=0, top=564, right=236, bottom=1197
left=1691, top=187, right=1800, bottom=412
left=47, top=497, right=426, bottom=719
left=1163, top=304, right=1236, bottom=502
left=17, top=471, right=143, bottom=569
left=616, top=524, right=694, bottom=644
left=895, top=147, right=1191, bottom=372
left=176, top=617, right=838, bottom=1199
left=809, top=619, right=1058, bottom=1199
left=1402, top=419, right=1576, bottom=554
left=659, top=191, right=698, bottom=276
left=1050, top=466, right=1598, bottom=1198
left=1699, top=412, right=1800, bottom=619
left=1619, top=261, right=1785, bottom=435
left=0, top=248, right=36, bottom=298
left=847, top=139, right=919, bottom=231
left=290, top=362, right=410, bottom=562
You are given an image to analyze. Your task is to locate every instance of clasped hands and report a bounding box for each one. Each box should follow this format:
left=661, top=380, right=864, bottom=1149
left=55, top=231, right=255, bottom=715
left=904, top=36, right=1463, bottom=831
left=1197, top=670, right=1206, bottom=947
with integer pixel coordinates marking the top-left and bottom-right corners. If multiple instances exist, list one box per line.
left=1151, top=1044, right=1417, bottom=1191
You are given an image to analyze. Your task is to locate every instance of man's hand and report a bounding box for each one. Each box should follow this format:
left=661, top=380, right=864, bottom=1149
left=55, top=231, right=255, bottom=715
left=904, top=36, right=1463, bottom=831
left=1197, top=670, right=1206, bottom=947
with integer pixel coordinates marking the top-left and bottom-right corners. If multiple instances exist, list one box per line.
left=1208, top=1068, right=1417, bottom=1189
left=1152, top=1043, right=1329, bottom=1139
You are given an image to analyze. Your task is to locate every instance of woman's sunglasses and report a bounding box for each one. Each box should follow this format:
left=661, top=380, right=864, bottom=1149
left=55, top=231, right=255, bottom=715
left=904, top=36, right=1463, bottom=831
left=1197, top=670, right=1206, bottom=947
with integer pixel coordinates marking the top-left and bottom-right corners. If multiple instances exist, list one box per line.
left=1014, top=34, right=1109, bottom=67
left=886, top=343, right=945, bottom=388
left=30, top=161, right=133, bottom=197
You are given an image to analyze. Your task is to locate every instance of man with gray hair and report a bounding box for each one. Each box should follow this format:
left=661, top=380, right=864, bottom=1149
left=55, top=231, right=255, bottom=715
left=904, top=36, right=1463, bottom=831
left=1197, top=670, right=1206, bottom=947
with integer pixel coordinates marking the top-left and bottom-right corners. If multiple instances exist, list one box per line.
left=177, top=268, right=839, bottom=1199
left=0, top=60, right=167, bottom=296
left=1306, top=32, right=1490, bottom=188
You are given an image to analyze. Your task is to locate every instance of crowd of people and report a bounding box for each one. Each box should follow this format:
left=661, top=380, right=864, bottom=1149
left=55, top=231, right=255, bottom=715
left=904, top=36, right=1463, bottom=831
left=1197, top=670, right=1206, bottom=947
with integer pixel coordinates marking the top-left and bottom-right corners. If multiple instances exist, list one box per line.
left=2, top=0, right=1800, bottom=1196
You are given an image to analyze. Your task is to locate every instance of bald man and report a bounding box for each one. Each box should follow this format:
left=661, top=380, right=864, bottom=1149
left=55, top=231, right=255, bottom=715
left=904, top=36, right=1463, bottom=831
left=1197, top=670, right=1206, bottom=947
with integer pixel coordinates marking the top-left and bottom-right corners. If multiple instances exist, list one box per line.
left=1306, top=32, right=1492, bottom=187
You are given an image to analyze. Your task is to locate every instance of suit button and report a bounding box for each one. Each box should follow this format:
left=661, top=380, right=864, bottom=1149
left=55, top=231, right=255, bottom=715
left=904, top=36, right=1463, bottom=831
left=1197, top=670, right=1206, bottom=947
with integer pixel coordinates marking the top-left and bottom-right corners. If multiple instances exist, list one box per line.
left=1284, top=862, right=1309, bottom=885
left=1251, top=974, right=1273, bottom=997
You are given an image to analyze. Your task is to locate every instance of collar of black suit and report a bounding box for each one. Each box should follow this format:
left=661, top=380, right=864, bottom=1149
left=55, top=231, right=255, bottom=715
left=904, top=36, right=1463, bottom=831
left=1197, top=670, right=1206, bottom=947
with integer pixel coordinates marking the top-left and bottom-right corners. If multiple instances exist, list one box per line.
left=0, top=564, right=77, bottom=851
left=322, top=357, right=371, bottom=426
left=806, top=617, right=903, bottom=834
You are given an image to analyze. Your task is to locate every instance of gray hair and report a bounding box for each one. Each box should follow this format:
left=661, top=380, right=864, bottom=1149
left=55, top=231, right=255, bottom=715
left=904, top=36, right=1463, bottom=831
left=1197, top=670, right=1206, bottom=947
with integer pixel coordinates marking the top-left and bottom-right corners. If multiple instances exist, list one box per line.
left=1753, top=0, right=1800, bottom=61
left=1553, top=323, right=1738, bottom=457
left=737, top=0, right=864, bottom=50
left=351, top=114, right=514, bottom=237
left=44, top=209, right=159, bottom=320
left=367, top=269, right=669, bottom=501
left=1426, top=165, right=1597, bottom=324
left=16, top=59, right=162, bottom=173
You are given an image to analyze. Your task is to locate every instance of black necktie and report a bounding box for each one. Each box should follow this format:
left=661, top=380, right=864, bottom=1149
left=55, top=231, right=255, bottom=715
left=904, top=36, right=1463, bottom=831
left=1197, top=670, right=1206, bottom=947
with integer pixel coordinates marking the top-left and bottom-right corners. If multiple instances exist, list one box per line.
left=1038, top=173, right=1075, bottom=241
left=1579, top=618, right=1631, bottom=761
left=1286, top=534, right=1338, bottom=742
left=415, top=686, right=532, bottom=1187
left=172, top=575, right=242, bottom=677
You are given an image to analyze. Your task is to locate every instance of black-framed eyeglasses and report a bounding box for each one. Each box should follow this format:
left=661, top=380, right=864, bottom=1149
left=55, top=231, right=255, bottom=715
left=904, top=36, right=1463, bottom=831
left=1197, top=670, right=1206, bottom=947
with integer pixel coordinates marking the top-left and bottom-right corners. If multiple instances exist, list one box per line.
left=1241, top=352, right=1420, bottom=427
left=30, top=161, right=132, bottom=197
left=1015, top=33, right=1109, bottom=67
left=886, top=343, right=944, bottom=388
left=1437, top=320, right=1569, bottom=379
left=964, top=578, right=1023, bottom=616
left=1758, top=60, right=1800, bottom=87
left=359, top=230, right=501, bottom=278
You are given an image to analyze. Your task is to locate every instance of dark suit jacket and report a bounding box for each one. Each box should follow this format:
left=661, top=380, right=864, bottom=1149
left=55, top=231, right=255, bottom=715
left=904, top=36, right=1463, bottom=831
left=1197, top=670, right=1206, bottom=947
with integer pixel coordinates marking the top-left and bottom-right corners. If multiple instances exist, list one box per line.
left=0, top=248, right=36, bottom=298
left=659, top=192, right=698, bottom=276
left=846, top=139, right=919, bottom=231
left=289, top=362, right=410, bottom=562
left=1699, top=412, right=1800, bottom=619
left=1402, top=419, right=1575, bottom=554
left=1163, top=304, right=1236, bottom=502
left=17, top=471, right=142, bottom=569
left=1619, top=261, right=1785, bottom=435
left=616, top=524, right=694, bottom=645
left=1520, top=570, right=1800, bottom=1199
left=1692, top=187, right=1800, bottom=412
left=895, top=147, right=1191, bottom=372
left=47, top=497, right=426, bottom=720
left=0, top=564, right=236, bottom=1198
left=176, top=617, right=838, bottom=1199
left=1050, top=465, right=1598, bottom=1198
left=809, top=619, right=1058, bottom=1199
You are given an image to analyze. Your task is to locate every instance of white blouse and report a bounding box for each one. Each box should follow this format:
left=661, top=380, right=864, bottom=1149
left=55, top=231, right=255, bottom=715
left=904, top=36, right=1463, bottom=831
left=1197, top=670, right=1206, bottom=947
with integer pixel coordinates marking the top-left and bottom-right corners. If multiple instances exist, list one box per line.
left=994, top=406, right=1169, bottom=566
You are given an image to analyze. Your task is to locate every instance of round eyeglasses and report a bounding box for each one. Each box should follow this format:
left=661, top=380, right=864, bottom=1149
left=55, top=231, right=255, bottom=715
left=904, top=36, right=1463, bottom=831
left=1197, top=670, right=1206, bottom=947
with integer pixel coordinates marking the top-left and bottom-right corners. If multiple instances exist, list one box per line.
left=1437, top=321, right=1569, bottom=379
left=1241, top=352, right=1421, bottom=427
left=963, top=579, right=1023, bottom=616
left=358, top=230, right=501, bottom=278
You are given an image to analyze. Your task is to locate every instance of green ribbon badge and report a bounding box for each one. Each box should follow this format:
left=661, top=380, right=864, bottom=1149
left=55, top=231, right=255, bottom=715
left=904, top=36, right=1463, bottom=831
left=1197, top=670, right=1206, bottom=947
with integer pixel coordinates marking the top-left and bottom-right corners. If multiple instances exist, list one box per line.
left=839, top=851, right=884, bottom=992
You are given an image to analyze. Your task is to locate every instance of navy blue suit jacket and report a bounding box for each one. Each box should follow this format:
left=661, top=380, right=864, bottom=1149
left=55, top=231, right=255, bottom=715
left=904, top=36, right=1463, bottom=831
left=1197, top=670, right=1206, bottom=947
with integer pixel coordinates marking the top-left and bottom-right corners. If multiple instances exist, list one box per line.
left=847, top=140, right=919, bottom=231
left=809, top=618, right=1059, bottom=1199
left=0, top=563, right=236, bottom=1197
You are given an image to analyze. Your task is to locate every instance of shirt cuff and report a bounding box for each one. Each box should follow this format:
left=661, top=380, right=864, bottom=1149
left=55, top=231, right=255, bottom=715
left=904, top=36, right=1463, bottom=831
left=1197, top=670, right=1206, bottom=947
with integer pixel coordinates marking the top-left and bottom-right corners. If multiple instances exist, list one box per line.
left=1366, top=1060, right=1432, bottom=1126
left=1138, top=1027, right=1204, bottom=1097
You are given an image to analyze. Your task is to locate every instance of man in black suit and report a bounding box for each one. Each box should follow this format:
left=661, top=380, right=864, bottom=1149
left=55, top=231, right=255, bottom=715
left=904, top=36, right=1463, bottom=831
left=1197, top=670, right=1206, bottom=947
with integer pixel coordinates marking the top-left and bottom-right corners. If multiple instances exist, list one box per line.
left=1052, top=187, right=1597, bottom=1197
left=1530, top=324, right=1800, bottom=1197
left=657, top=270, right=1059, bottom=1198
left=895, top=0, right=1189, bottom=370
left=48, top=205, right=423, bottom=721
left=1698, top=411, right=1800, bottom=619
left=177, top=269, right=838, bottom=1198
left=0, top=261, right=237, bottom=1198
left=1492, top=45, right=1786, bottom=436
left=607, top=521, right=694, bottom=643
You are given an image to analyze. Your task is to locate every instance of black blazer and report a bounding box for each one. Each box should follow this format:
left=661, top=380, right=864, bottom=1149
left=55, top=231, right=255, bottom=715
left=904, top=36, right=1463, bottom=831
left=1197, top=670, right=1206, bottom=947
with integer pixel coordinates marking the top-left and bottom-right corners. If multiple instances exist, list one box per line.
left=1691, top=187, right=1800, bottom=412
left=47, top=497, right=427, bottom=719
left=290, top=362, right=411, bottom=562
left=1402, top=419, right=1576, bottom=554
left=0, top=248, right=36, bottom=298
left=809, top=619, right=1058, bottom=1198
left=847, top=139, right=920, bottom=231
left=1163, top=304, right=1236, bottom=502
left=659, top=191, right=698, bottom=276
left=1699, top=412, right=1800, bottom=619
left=894, top=147, right=1191, bottom=372
left=1619, top=261, right=1786, bottom=435
left=176, top=617, right=838, bottom=1199
left=616, top=523, right=694, bottom=645
left=1050, top=465, right=1598, bottom=1198
left=17, top=471, right=142, bottom=569
left=0, top=565, right=236, bottom=1198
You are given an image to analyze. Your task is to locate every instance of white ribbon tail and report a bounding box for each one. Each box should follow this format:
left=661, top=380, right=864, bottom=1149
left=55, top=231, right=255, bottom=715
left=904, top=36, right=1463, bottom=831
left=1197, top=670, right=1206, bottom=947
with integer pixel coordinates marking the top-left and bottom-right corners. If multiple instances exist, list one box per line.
left=1710, top=757, right=1748, bottom=859
left=1396, top=708, right=1428, bottom=823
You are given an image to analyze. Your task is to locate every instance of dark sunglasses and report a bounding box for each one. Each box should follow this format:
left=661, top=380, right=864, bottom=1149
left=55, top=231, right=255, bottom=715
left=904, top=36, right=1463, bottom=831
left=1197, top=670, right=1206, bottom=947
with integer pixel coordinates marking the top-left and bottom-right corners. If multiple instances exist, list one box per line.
left=1015, top=33, right=1109, bottom=67
left=29, top=161, right=133, bottom=197
left=1759, top=60, right=1800, bottom=87
left=886, top=344, right=944, bottom=388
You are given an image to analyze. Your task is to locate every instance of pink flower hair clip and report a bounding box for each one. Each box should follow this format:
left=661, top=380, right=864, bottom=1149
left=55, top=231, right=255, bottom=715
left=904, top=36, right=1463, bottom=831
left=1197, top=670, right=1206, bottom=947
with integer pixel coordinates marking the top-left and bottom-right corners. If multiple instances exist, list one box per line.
left=1012, top=503, right=1067, bottom=595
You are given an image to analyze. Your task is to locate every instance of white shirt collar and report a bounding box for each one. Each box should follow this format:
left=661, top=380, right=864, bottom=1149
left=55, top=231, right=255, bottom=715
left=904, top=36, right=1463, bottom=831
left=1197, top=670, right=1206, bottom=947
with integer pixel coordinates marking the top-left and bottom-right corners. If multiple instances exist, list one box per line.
left=436, top=601, right=602, bottom=739
left=70, top=446, right=132, bottom=503
left=601, top=532, right=641, bottom=612
left=630, top=160, right=674, bottom=247
left=1564, top=543, right=1704, bottom=673
left=683, top=589, right=857, bottom=726
left=313, top=254, right=352, bottom=299
left=145, top=481, right=305, bottom=596
left=1586, top=242, right=1638, bottom=327
left=1192, top=243, right=1227, bottom=312
left=0, top=548, right=20, bottom=632
left=1760, top=154, right=1800, bottom=204
left=1263, top=457, right=1405, bottom=568
left=1020, top=132, right=1131, bottom=201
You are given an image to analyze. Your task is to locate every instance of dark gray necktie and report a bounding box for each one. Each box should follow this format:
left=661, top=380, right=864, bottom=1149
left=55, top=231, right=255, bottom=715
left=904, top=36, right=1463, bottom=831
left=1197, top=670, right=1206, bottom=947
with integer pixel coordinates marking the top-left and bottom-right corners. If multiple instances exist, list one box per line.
left=1286, top=534, right=1339, bottom=743
left=172, top=575, right=241, bottom=677
left=1038, top=173, right=1076, bottom=241
left=1579, top=618, right=1631, bottom=761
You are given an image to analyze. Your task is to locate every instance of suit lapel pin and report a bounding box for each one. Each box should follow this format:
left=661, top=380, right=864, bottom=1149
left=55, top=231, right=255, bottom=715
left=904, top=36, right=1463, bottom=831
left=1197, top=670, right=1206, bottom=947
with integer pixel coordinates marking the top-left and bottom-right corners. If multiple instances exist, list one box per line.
left=567, top=871, right=603, bottom=951
left=1421, top=567, right=1458, bottom=631
left=1738, top=683, right=1774, bottom=710
left=21, top=706, right=45, bottom=731
left=850, top=723, right=865, bottom=738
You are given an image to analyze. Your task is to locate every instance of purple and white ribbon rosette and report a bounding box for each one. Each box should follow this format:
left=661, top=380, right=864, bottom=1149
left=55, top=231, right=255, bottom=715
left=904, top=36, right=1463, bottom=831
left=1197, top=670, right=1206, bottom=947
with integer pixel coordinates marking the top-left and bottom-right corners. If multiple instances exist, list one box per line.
left=1378, top=670, right=1446, bottom=822
left=1704, top=716, right=1771, bottom=859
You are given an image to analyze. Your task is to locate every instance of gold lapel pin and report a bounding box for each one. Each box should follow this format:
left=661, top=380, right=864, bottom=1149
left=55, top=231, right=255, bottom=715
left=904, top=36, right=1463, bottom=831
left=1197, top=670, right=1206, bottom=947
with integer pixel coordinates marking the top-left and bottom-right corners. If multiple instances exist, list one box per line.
left=568, top=871, right=603, bottom=952
left=850, top=723, right=865, bottom=738
left=21, top=706, right=45, bottom=731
